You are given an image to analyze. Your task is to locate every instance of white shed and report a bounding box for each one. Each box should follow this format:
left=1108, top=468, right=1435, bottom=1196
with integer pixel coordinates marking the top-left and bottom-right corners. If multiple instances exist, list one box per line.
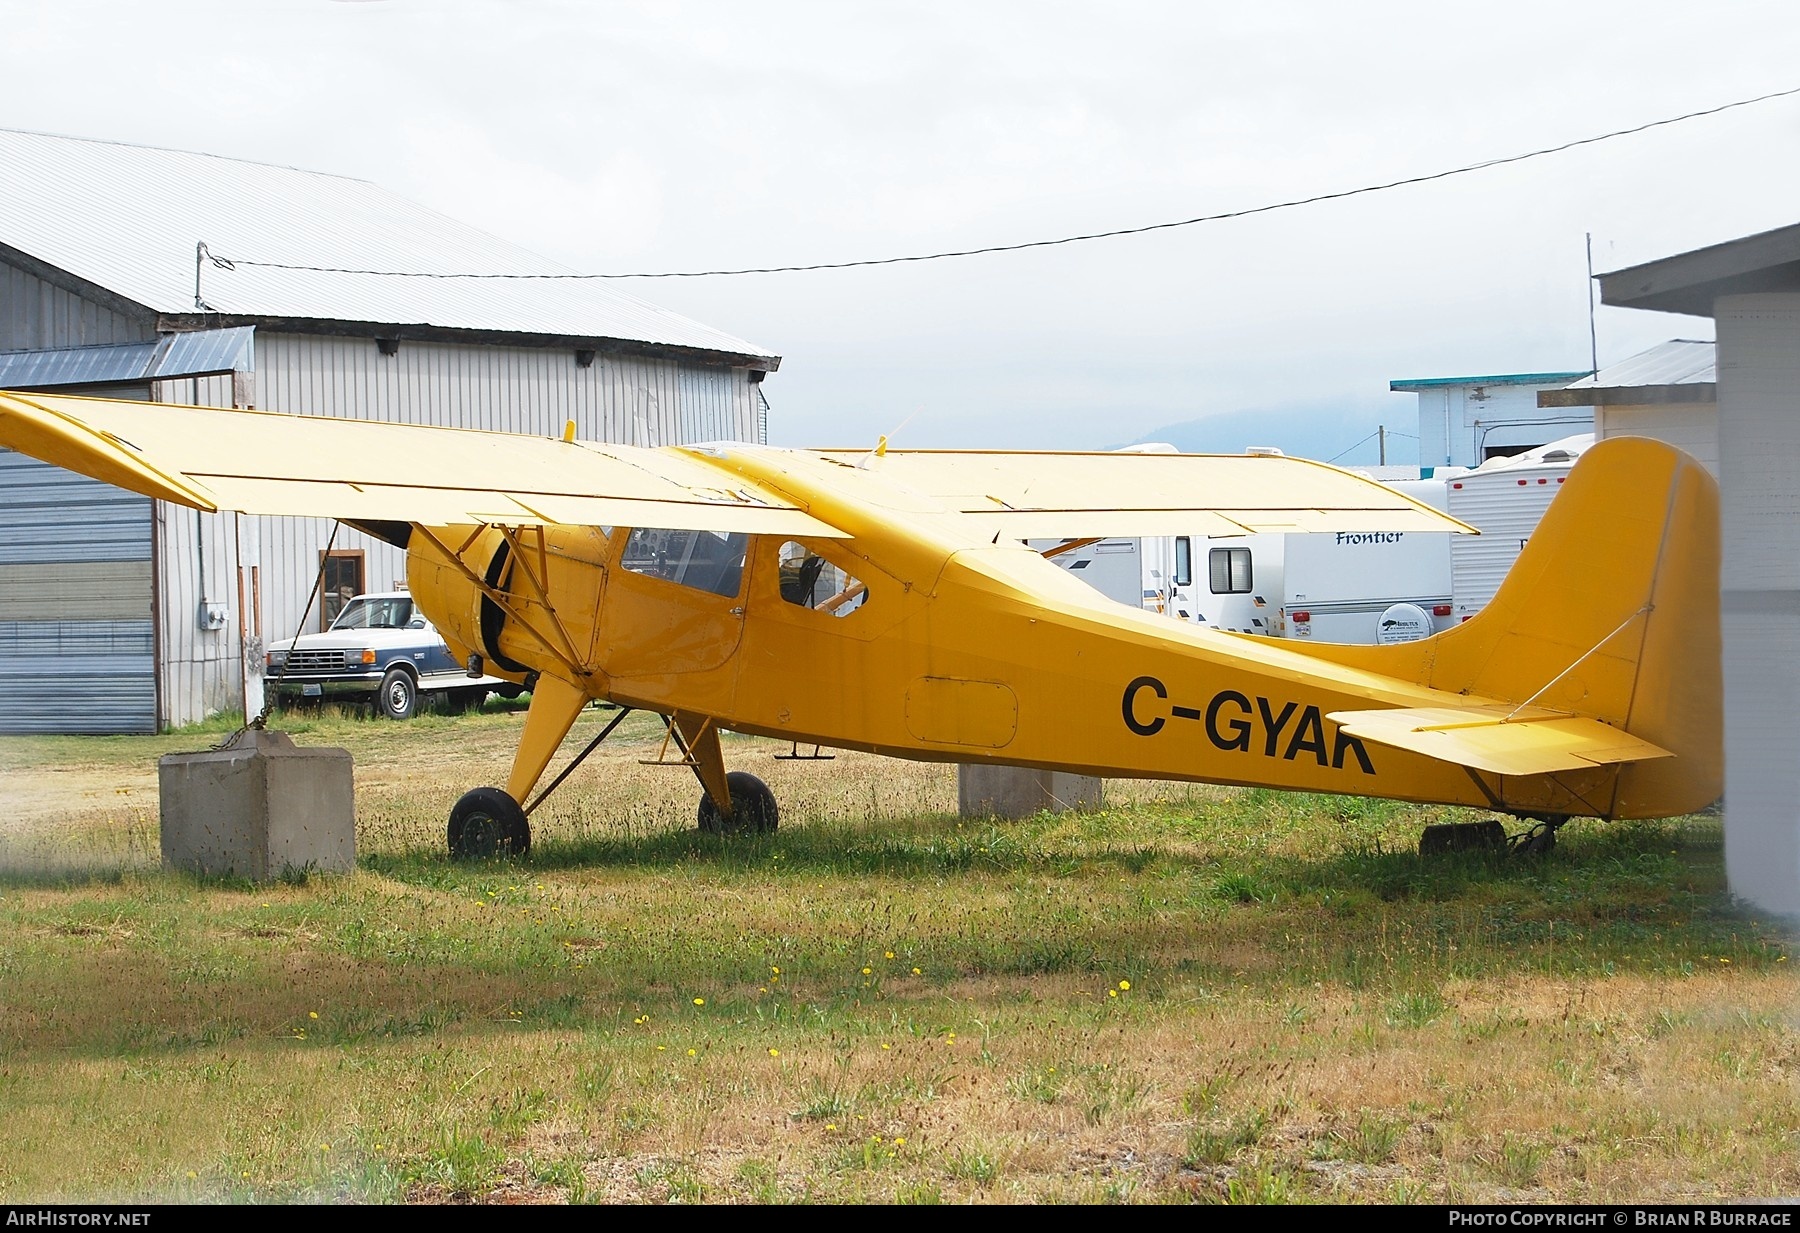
left=0, top=129, right=779, bottom=732
left=1599, top=224, right=1800, bottom=919
left=1389, top=369, right=1593, bottom=471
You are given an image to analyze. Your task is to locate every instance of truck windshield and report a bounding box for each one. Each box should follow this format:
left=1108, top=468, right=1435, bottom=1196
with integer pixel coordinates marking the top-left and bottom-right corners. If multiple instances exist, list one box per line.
left=331, top=597, right=415, bottom=630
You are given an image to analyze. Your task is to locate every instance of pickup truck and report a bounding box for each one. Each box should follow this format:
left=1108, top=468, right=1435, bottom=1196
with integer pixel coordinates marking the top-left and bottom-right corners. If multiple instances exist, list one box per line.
left=265, top=591, right=517, bottom=719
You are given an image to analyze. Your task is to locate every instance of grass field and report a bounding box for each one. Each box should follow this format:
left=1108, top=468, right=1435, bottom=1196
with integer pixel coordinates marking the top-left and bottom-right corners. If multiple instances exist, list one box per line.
left=0, top=704, right=1794, bottom=1204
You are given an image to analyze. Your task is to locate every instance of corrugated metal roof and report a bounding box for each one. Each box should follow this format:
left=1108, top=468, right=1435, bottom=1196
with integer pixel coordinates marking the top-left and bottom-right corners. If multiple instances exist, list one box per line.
left=0, top=129, right=776, bottom=363
left=0, top=327, right=255, bottom=388
left=1558, top=339, right=1714, bottom=389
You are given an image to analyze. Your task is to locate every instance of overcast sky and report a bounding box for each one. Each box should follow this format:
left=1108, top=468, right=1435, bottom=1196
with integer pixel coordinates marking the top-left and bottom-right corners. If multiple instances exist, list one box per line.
left=4, top=1, right=1798, bottom=458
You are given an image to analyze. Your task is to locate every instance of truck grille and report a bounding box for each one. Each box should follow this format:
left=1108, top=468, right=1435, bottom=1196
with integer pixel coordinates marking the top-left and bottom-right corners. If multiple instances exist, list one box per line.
left=280, top=649, right=353, bottom=675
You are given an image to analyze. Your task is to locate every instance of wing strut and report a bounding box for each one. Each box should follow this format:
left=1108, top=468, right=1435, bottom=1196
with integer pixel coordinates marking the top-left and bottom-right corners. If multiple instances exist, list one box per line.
left=409, top=523, right=592, bottom=683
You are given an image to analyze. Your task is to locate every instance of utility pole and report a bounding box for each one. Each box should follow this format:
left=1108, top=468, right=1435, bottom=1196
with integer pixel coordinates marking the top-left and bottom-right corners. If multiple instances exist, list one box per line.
left=1378, top=425, right=1386, bottom=466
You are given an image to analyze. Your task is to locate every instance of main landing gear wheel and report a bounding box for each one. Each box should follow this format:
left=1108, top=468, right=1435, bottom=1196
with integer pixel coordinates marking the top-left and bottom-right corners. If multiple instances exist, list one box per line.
left=696, top=771, right=779, bottom=836
left=449, top=786, right=531, bottom=859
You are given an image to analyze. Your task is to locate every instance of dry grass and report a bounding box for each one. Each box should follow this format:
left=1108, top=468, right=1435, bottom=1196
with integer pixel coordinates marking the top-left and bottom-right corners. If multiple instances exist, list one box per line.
left=0, top=704, right=1794, bottom=1204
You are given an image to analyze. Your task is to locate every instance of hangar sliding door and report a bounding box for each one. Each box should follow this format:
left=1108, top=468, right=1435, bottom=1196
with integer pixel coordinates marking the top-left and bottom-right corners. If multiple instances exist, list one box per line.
left=0, top=449, right=155, bottom=733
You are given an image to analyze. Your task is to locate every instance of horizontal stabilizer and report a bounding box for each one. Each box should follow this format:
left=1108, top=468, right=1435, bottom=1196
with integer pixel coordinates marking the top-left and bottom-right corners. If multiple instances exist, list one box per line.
left=1326, top=705, right=1673, bottom=777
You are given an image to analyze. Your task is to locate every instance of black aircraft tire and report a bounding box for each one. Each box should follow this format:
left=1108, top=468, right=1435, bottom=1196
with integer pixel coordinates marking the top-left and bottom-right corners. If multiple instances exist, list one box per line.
left=448, top=786, right=531, bottom=859
left=696, top=771, right=779, bottom=836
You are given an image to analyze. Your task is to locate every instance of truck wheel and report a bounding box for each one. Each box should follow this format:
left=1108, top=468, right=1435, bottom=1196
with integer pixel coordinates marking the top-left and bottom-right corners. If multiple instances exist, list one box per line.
left=378, top=667, right=418, bottom=720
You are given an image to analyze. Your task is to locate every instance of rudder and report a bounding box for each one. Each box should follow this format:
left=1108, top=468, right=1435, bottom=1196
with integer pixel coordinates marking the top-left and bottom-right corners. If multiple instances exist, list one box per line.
left=1289, top=437, right=1722, bottom=818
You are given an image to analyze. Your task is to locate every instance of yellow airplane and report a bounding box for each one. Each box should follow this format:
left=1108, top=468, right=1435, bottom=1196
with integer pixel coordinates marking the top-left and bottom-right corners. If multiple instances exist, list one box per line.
left=0, top=391, right=1721, bottom=859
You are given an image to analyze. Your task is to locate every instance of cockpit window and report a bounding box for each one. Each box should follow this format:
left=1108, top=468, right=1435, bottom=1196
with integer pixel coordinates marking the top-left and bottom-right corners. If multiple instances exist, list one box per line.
left=778, top=542, right=867, bottom=617
left=330, top=596, right=415, bottom=630
left=622, top=528, right=748, bottom=598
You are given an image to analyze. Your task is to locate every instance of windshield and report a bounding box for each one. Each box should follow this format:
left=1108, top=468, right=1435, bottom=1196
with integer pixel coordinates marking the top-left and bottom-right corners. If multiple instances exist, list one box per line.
left=329, top=596, right=416, bottom=631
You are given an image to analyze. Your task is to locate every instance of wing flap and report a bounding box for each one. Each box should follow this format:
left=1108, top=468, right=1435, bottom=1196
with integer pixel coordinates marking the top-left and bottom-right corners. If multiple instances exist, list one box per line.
left=0, top=392, right=846, bottom=537
left=1327, top=705, right=1673, bottom=777
left=820, top=449, right=1475, bottom=539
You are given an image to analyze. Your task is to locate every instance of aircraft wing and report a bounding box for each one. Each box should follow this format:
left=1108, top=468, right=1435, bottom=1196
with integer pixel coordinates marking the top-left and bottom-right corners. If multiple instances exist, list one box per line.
left=1326, top=705, right=1673, bottom=776
left=818, top=449, right=1477, bottom=538
left=0, top=391, right=846, bottom=537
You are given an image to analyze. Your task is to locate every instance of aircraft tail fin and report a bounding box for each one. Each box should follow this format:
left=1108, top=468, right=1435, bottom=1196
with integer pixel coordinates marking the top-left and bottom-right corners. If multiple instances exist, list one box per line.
left=1293, top=436, right=1722, bottom=818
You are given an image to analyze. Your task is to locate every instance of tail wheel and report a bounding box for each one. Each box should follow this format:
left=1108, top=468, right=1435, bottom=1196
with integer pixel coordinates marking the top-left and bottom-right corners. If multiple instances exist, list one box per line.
left=449, top=786, right=531, bottom=858
left=697, top=771, right=779, bottom=836
left=378, top=667, right=418, bottom=720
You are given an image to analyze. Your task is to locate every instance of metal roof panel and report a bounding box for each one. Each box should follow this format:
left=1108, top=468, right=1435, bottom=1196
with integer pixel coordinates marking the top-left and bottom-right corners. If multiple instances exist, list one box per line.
left=1558, top=339, right=1714, bottom=389
left=0, top=130, right=777, bottom=362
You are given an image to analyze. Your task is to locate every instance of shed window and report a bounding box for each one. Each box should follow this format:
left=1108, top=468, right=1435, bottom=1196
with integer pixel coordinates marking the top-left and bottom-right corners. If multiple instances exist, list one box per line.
left=321, top=551, right=365, bottom=630
left=1209, top=547, right=1252, bottom=595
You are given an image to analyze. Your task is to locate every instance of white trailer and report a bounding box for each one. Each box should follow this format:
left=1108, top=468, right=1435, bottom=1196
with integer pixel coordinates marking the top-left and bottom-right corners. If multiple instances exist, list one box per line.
left=1038, top=478, right=1456, bottom=645
left=1445, top=435, right=1591, bottom=622
left=1278, top=478, right=1455, bottom=644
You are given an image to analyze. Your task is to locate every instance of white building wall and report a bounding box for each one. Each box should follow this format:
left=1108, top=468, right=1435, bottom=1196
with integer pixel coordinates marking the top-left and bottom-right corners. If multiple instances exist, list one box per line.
left=1714, top=293, right=1800, bottom=916
left=1408, top=381, right=1593, bottom=469
left=1594, top=403, right=1719, bottom=477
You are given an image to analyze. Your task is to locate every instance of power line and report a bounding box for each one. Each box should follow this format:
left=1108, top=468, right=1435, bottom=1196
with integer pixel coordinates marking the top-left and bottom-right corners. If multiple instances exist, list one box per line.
left=1326, top=430, right=1383, bottom=464
left=209, top=83, right=1800, bottom=282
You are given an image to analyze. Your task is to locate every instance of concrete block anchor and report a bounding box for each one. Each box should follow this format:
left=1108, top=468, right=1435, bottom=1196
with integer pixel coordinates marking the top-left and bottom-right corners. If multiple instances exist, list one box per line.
left=958, top=764, right=1102, bottom=820
left=158, top=729, right=355, bottom=879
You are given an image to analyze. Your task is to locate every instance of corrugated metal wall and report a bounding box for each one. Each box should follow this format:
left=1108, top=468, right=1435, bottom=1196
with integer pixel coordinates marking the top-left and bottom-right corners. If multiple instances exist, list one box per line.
left=1, top=264, right=154, bottom=350
left=0, top=448, right=155, bottom=733
left=235, top=333, right=764, bottom=712
left=0, top=263, right=159, bottom=732
left=150, top=374, right=247, bottom=728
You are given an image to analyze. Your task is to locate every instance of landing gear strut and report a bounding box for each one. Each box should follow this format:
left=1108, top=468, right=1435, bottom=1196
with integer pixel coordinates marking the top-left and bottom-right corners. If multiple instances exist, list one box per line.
left=445, top=694, right=633, bottom=860
left=659, top=713, right=780, bottom=836
left=1508, top=814, right=1566, bottom=857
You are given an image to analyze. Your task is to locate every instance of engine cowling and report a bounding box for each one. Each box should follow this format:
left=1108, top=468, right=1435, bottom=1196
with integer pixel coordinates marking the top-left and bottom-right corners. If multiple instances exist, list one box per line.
left=406, top=524, right=612, bottom=684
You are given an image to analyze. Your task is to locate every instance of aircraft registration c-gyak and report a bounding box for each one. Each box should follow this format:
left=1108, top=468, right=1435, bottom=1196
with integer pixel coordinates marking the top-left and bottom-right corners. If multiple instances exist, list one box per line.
left=0, top=391, right=1722, bottom=858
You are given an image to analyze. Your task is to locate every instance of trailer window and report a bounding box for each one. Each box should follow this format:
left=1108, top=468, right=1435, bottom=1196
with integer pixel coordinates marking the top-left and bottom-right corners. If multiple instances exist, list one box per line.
left=1209, top=547, right=1252, bottom=594
left=1174, top=537, right=1193, bottom=588
left=777, top=542, right=867, bottom=617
